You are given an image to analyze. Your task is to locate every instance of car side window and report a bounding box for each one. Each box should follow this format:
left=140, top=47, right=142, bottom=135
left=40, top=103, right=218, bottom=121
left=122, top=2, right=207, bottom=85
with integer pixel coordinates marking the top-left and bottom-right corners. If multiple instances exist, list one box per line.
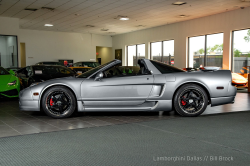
left=58, top=67, right=75, bottom=75
left=103, top=66, right=123, bottom=78
left=102, top=66, right=143, bottom=78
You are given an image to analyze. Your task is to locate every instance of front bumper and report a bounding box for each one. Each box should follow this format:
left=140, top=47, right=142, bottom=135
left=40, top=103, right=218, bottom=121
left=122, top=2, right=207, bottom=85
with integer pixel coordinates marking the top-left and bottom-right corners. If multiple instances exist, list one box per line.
left=19, top=87, right=40, bottom=111
left=19, top=100, right=40, bottom=111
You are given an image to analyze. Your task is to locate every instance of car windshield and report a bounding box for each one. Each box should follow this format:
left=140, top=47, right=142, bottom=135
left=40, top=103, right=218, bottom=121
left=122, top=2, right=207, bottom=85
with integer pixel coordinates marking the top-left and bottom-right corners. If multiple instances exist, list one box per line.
left=33, top=66, right=75, bottom=75
left=81, top=62, right=100, bottom=68
left=78, top=60, right=116, bottom=78
left=72, top=68, right=91, bottom=74
left=150, top=60, right=184, bottom=73
left=0, top=67, right=10, bottom=75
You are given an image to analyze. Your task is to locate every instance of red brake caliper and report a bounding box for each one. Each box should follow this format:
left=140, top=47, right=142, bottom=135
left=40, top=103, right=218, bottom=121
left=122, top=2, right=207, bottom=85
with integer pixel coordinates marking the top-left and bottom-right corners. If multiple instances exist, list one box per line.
left=181, top=96, right=186, bottom=106
left=50, top=98, right=54, bottom=106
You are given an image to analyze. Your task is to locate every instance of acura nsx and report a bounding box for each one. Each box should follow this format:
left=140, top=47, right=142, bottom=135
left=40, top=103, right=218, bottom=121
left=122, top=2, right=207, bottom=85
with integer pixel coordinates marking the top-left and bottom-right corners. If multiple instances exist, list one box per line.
left=19, top=59, right=236, bottom=118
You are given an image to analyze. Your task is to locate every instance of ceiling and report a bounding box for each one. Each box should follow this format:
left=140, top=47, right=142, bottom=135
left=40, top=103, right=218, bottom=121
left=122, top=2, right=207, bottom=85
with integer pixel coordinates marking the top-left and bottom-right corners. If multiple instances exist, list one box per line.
left=0, top=0, right=250, bottom=35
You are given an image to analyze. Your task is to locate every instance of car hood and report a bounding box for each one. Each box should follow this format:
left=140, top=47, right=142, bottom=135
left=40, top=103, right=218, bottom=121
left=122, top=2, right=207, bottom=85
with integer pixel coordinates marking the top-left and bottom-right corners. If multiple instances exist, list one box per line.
left=0, top=75, right=12, bottom=85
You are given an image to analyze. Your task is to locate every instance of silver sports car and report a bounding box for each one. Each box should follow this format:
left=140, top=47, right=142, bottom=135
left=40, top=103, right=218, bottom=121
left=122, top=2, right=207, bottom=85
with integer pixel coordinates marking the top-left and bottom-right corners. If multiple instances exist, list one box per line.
left=19, top=59, right=236, bottom=118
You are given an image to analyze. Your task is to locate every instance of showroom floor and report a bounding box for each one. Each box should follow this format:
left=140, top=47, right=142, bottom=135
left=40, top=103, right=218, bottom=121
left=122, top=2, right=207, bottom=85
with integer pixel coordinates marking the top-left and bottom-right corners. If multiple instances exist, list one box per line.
left=0, top=110, right=249, bottom=165
left=0, top=89, right=248, bottom=138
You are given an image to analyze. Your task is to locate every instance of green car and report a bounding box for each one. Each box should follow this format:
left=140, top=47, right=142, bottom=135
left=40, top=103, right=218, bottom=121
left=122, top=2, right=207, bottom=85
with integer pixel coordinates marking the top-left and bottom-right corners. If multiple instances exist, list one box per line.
left=0, top=66, right=20, bottom=98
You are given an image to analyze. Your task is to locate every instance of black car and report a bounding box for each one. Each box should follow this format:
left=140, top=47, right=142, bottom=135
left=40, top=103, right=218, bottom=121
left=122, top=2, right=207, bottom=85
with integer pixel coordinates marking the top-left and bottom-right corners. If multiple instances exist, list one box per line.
left=16, top=65, right=77, bottom=88
left=73, top=61, right=100, bottom=68
left=35, top=61, right=61, bottom=65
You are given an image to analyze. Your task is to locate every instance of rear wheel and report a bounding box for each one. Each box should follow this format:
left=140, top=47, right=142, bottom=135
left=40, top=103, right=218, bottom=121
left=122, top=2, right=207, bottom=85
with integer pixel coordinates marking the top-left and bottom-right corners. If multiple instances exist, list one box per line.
left=174, top=84, right=208, bottom=117
left=41, top=86, right=76, bottom=118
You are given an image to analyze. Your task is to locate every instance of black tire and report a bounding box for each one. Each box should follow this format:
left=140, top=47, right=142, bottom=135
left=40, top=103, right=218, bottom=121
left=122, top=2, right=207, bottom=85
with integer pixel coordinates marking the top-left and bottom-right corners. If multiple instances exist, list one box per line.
left=174, top=84, right=208, bottom=117
left=41, top=86, right=76, bottom=119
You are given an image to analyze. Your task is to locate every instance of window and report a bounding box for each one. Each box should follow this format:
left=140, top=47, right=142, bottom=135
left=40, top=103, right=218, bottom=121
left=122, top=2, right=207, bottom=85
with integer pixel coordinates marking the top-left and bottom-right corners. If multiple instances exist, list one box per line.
left=151, top=42, right=162, bottom=62
left=188, top=33, right=223, bottom=68
left=163, top=40, right=174, bottom=65
left=232, top=29, right=250, bottom=74
left=127, top=44, right=145, bottom=66
left=150, top=60, right=184, bottom=73
left=0, top=35, right=18, bottom=68
left=150, top=40, right=174, bottom=66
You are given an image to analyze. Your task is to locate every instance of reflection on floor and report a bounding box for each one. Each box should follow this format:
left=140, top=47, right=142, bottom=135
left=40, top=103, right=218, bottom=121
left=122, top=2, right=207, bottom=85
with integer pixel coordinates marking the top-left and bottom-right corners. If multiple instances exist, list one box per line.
left=0, top=91, right=249, bottom=138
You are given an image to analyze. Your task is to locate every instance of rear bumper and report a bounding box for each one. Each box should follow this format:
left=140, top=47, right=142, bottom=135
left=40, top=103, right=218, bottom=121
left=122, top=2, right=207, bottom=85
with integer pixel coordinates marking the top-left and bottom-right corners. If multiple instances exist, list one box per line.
left=211, top=96, right=235, bottom=107
left=19, top=100, right=40, bottom=111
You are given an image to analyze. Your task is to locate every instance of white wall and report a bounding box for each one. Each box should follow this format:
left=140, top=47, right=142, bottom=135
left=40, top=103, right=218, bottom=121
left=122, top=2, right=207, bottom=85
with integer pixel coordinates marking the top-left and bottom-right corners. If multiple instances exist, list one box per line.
left=0, top=16, right=112, bottom=67
left=112, top=7, right=250, bottom=69
left=96, top=47, right=113, bottom=65
left=18, top=30, right=112, bottom=65
left=0, top=17, right=19, bottom=36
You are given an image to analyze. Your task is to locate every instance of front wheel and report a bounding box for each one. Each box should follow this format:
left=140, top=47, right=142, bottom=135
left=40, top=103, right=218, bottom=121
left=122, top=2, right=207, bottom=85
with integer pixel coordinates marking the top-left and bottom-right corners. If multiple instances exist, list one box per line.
left=174, top=84, right=208, bottom=117
left=41, top=86, right=76, bottom=118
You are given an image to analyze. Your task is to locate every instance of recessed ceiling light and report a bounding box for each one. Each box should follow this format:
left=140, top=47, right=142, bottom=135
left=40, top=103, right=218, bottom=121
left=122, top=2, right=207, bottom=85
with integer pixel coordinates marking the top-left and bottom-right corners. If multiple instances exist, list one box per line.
left=44, top=24, right=53, bottom=27
left=177, top=15, right=189, bottom=18
left=172, top=1, right=187, bottom=5
left=136, top=25, right=146, bottom=27
left=101, top=28, right=109, bottom=31
left=120, top=17, right=129, bottom=20
left=114, top=15, right=130, bottom=20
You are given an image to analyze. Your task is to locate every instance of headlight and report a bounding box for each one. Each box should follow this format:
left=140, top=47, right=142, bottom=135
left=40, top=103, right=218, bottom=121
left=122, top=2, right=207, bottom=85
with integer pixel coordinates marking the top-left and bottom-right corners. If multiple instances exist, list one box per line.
left=30, top=82, right=41, bottom=87
left=8, top=80, right=17, bottom=86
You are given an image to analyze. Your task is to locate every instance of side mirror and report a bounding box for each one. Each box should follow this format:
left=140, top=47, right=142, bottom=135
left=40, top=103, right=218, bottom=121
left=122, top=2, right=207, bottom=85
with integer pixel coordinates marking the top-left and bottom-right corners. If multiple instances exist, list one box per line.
left=94, top=72, right=103, bottom=81
left=9, top=69, right=15, bottom=75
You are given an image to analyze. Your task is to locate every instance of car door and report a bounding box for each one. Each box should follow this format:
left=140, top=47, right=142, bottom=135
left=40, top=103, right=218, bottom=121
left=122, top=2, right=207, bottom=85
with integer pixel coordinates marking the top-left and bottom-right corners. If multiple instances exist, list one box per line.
left=81, top=75, right=154, bottom=106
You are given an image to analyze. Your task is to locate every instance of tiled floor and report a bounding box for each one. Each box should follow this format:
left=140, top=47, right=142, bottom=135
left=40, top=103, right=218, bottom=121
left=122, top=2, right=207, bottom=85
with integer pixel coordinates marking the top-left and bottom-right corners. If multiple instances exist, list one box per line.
left=0, top=90, right=249, bottom=138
